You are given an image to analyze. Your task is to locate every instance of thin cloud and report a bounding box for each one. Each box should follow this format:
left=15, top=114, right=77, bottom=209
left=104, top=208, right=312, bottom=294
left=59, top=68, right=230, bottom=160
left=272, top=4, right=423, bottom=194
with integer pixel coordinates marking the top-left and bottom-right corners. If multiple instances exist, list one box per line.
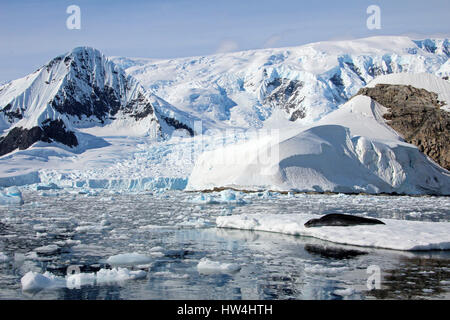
left=215, top=40, right=239, bottom=53
left=263, top=34, right=281, bottom=48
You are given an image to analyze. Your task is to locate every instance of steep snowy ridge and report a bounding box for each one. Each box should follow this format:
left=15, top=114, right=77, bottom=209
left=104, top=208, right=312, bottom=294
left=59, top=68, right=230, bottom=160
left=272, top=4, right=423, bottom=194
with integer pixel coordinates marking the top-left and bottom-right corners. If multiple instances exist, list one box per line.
left=0, top=47, right=195, bottom=156
left=114, top=36, right=449, bottom=128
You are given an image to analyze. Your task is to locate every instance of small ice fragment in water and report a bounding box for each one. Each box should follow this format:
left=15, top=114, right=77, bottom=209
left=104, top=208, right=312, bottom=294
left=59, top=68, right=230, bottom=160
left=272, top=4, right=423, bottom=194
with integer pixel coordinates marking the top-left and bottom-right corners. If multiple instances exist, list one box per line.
left=333, top=288, right=355, bottom=297
left=106, top=252, right=152, bottom=266
left=197, top=258, right=241, bottom=274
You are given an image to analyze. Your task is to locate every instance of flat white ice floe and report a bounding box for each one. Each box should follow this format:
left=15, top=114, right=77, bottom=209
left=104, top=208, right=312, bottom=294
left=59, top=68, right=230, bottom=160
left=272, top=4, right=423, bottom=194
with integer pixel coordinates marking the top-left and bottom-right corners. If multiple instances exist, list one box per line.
left=333, top=288, right=355, bottom=297
left=216, top=214, right=450, bottom=251
left=197, top=257, right=241, bottom=274
left=21, top=268, right=147, bottom=292
left=105, top=252, right=153, bottom=266
left=33, top=244, right=59, bottom=254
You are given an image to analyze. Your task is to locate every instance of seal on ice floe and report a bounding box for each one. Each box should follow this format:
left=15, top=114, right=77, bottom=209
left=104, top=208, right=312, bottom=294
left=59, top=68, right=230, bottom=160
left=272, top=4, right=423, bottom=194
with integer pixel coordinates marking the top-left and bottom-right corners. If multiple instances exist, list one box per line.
left=304, top=214, right=385, bottom=228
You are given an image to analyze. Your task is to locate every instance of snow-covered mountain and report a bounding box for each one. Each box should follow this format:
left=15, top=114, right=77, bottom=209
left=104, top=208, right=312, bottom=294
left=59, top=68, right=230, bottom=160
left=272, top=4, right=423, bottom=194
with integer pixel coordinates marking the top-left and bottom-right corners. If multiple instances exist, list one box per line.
left=187, top=73, right=450, bottom=195
left=114, top=36, right=449, bottom=128
left=0, top=47, right=195, bottom=156
left=0, top=36, right=449, bottom=195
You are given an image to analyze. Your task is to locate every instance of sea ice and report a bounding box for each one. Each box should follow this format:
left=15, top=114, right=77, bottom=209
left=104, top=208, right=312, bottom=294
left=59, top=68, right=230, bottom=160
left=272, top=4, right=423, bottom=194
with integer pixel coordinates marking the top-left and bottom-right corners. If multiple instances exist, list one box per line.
left=333, top=288, right=355, bottom=297
left=216, top=214, right=450, bottom=251
left=105, top=252, right=153, bottom=266
left=0, top=186, right=24, bottom=205
left=197, top=257, right=241, bottom=274
left=21, top=267, right=147, bottom=292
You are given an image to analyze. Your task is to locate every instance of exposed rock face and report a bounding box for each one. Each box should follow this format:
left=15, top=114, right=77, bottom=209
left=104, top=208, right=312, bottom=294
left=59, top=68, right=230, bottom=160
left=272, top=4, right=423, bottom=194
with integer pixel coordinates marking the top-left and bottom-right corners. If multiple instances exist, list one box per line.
left=262, top=77, right=306, bottom=121
left=357, top=84, right=450, bottom=170
left=0, top=120, right=78, bottom=156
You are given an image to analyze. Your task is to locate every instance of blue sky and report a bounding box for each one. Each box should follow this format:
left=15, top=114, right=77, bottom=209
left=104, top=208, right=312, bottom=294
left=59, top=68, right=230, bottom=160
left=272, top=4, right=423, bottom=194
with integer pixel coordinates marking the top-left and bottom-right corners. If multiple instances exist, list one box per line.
left=1, top=0, right=449, bottom=82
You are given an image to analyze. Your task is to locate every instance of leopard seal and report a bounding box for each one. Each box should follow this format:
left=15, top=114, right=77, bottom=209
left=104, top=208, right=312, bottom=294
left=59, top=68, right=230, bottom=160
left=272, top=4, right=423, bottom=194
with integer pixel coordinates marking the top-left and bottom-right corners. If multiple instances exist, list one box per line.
left=304, top=214, right=385, bottom=228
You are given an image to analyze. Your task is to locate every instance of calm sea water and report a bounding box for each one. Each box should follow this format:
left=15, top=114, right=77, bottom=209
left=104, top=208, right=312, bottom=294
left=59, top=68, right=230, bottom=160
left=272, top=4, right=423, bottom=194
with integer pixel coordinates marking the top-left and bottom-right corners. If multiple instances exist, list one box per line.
left=0, top=191, right=449, bottom=300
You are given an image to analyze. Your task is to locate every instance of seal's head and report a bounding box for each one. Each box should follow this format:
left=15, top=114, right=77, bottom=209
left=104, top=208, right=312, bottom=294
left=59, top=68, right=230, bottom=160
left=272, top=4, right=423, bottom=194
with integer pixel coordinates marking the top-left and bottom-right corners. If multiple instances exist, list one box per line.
left=304, top=218, right=320, bottom=228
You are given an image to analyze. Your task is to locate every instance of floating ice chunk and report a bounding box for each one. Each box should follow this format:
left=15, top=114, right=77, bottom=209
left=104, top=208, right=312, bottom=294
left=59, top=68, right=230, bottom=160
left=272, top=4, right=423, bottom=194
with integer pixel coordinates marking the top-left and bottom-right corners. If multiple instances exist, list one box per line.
left=106, top=252, right=152, bottom=266
left=333, top=288, right=355, bottom=297
left=197, top=258, right=241, bottom=274
left=21, top=271, right=65, bottom=292
left=177, top=218, right=213, bottom=228
left=36, top=183, right=62, bottom=191
left=189, top=190, right=248, bottom=205
left=0, top=252, right=9, bottom=263
left=218, top=189, right=248, bottom=204
left=21, top=267, right=147, bottom=292
left=96, top=268, right=147, bottom=283
left=0, top=186, right=24, bottom=205
left=304, top=265, right=349, bottom=275
left=152, top=271, right=189, bottom=279
left=34, top=244, right=59, bottom=254
left=190, top=194, right=219, bottom=204
left=149, top=246, right=164, bottom=252
left=259, top=190, right=278, bottom=200
left=40, top=191, right=60, bottom=197
left=75, top=224, right=106, bottom=233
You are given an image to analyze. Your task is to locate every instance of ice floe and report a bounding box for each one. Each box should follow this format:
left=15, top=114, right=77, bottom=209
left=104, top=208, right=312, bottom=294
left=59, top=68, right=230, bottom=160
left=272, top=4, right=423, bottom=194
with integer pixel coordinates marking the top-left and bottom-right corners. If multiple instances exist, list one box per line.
left=216, top=214, right=450, bottom=251
left=21, top=267, right=147, bottom=292
left=105, top=252, right=153, bottom=266
left=197, top=257, right=241, bottom=274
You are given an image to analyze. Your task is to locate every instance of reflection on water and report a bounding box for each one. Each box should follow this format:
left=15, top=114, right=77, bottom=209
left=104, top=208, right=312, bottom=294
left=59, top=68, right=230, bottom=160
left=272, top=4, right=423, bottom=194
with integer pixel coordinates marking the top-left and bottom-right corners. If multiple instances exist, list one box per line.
left=0, top=191, right=448, bottom=300
left=366, top=256, right=450, bottom=300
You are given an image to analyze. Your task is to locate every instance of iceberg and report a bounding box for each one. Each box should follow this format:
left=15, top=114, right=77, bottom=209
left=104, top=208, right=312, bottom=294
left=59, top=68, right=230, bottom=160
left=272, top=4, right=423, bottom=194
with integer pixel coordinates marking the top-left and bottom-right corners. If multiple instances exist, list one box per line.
left=0, top=186, right=24, bottom=205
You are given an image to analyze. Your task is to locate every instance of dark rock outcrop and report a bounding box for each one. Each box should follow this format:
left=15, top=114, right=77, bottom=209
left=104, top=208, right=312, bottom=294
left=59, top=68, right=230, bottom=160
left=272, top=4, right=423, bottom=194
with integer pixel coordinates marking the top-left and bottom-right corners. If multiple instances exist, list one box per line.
left=263, top=77, right=306, bottom=121
left=357, top=84, right=450, bottom=170
left=0, top=120, right=78, bottom=156
left=161, top=116, right=194, bottom=137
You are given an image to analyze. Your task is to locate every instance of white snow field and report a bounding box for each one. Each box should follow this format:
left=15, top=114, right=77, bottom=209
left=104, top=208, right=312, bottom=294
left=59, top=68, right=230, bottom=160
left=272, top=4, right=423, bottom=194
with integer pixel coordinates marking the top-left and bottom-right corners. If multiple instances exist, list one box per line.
left=216, top=214, right=450, bottom=251
left=187, top=73, right=450, bottom=195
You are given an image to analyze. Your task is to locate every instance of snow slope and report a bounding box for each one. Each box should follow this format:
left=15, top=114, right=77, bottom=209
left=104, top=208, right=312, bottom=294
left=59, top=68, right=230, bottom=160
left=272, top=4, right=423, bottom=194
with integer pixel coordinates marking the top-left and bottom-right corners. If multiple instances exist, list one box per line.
left=187, top=73, right=450, bottom=195
left=114, top=36, right=449, bottom=127
left=216, top=214, right=450, bottom=251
